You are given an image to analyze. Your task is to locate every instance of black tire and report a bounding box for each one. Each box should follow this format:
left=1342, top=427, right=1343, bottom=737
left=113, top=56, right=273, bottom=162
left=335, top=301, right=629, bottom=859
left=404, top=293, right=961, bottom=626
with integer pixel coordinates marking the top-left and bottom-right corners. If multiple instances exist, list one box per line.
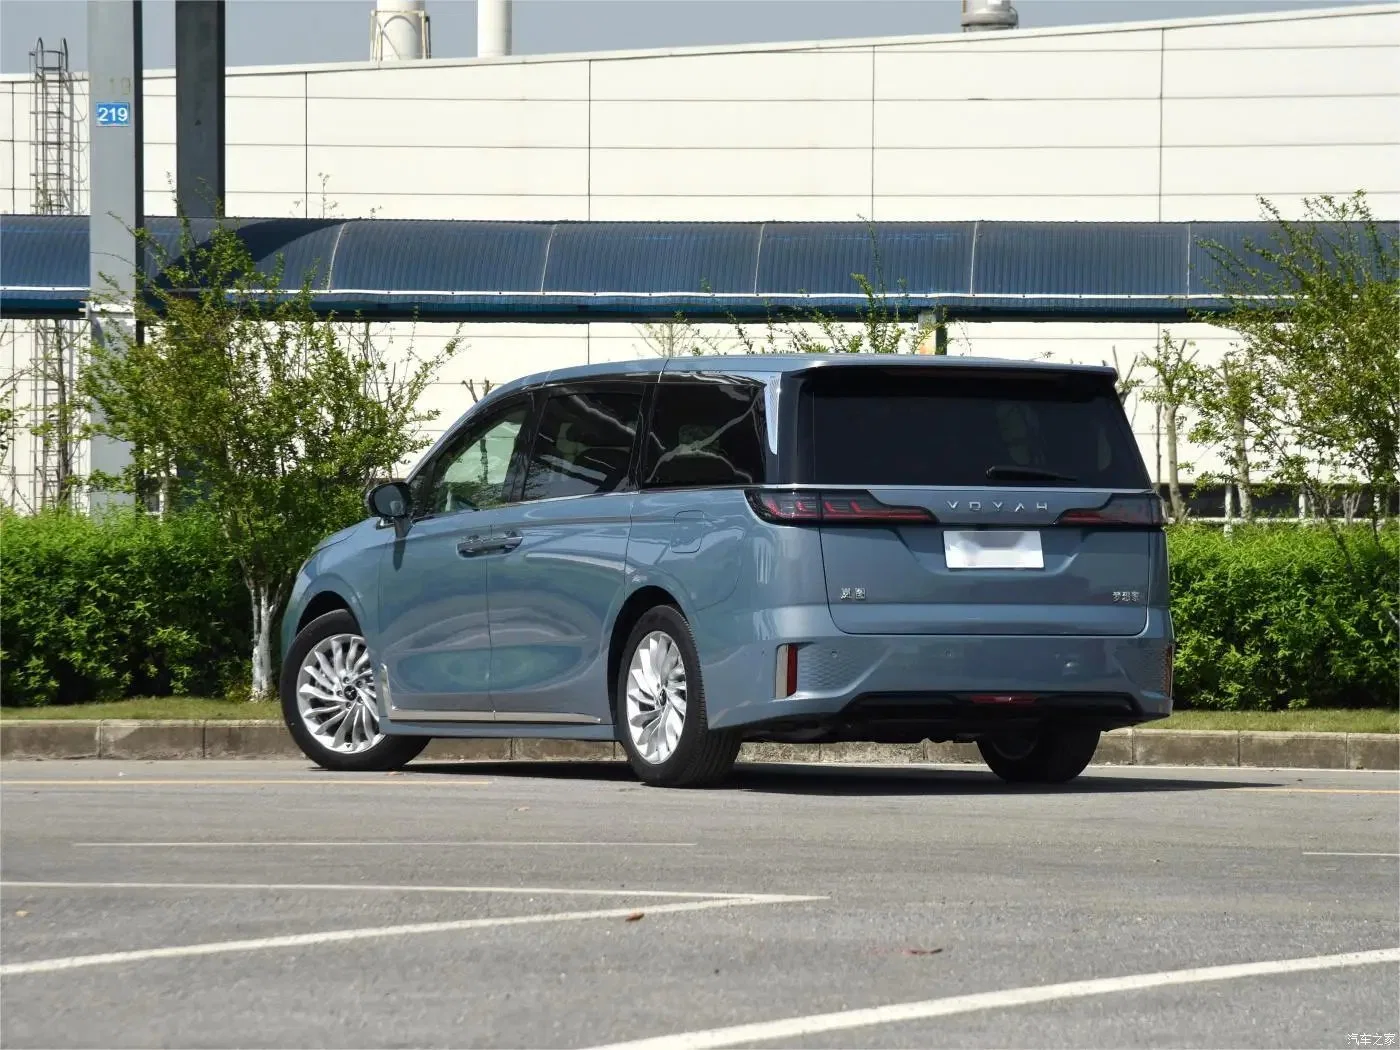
left=280, top=609, right=429, bottom=772
left=977, top=726, right=1101, bottom=784
left=614, top=605, right=740, bottom=788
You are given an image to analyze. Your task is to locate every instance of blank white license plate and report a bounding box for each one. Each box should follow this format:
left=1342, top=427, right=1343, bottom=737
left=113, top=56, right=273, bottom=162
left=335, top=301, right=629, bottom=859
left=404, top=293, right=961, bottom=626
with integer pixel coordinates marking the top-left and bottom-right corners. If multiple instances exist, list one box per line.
left=943, top=530, right=1044, bottom=570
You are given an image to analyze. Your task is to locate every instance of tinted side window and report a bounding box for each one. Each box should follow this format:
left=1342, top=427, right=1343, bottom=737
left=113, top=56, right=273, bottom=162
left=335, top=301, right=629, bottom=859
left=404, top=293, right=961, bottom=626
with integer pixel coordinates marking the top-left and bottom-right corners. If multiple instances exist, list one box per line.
left=641, top=377, right=766, bottom=489
left=522, top=388, right=644, bottom=502
left=413, top=402, right=528, bottom=516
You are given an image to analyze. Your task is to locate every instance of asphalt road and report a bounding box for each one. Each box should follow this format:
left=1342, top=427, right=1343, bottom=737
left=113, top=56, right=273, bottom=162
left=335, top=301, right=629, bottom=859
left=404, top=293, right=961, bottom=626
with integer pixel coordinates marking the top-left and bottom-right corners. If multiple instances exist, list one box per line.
left=1, top=759, right=1397, bottom=1049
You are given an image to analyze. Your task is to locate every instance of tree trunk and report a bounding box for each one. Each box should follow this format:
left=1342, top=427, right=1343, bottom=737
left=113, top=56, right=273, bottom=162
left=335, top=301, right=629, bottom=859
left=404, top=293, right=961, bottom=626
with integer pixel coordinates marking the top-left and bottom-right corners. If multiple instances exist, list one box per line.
left=1164, top=404, right=1185, bottom=521
left=249, top=584, right=277, bottom=701
left=1231, top=424, right=1253, bottom=520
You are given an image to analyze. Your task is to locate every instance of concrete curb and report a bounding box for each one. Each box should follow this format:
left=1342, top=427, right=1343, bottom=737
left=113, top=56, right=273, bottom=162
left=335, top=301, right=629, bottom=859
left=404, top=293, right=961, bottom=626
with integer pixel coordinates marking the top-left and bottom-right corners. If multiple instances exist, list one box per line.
left=1, top=721, right=1396, bottom=770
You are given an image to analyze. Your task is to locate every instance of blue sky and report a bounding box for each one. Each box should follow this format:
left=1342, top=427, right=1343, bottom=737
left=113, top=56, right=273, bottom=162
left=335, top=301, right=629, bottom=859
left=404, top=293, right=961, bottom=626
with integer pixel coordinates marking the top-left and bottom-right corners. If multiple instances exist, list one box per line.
left=1, top=0, right=1383, bottom=73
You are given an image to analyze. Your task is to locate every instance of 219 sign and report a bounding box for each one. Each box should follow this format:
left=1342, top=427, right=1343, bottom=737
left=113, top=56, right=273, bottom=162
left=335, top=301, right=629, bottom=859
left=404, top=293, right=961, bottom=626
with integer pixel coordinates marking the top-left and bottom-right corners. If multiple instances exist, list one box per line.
left=95, top=102, right=132, bottom=127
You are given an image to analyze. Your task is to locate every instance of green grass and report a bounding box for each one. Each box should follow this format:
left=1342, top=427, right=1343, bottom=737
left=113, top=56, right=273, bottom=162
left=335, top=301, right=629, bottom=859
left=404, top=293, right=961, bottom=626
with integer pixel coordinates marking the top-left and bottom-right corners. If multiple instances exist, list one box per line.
left=0, top=698, right=281, bottom=721
left=1155, top=709, right=1398, bottom=734
left=1, top=699, right=1395, bottom=734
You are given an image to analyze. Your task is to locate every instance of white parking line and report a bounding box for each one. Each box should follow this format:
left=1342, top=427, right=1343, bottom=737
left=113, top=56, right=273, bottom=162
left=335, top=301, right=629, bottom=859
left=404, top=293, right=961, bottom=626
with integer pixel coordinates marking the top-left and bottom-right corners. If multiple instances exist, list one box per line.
left=1302, top=851, right=1400, bottom=858
left=585, top=948, right=1400, bottom=1050
left=72, top=841, right=697, bottom=848
left=0, top=891, right=824, bottom=978
left=0, top=881, right=766, bottom=899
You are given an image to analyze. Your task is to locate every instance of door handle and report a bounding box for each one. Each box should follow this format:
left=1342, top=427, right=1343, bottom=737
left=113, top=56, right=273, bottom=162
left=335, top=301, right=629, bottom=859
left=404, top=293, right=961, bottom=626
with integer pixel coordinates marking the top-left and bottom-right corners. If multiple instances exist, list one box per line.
left=457, top=532, right=522, bottom=557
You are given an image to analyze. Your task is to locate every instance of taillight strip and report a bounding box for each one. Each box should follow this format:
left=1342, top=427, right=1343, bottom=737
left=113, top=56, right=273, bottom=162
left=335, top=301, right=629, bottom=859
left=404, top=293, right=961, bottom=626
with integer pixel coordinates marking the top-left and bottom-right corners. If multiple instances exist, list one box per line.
left=748, top=489, right=936, bottom=526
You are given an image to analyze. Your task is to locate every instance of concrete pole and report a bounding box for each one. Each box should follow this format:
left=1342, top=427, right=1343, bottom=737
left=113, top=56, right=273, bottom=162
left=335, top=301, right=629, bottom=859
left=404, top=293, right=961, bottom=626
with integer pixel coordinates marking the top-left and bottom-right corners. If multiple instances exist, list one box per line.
left=175, top=0, right=225, bottom=218
left=916, top=309, right=949, bottom=355
left=478, top=0, right=512, bottom=57
left=87, top=0, right=144, bottom=511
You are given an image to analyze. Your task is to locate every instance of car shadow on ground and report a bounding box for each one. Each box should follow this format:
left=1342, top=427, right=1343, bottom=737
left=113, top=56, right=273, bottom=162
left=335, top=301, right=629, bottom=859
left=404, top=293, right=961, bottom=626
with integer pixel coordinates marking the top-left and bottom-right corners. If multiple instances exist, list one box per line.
left=404, top=760, right=1275, bottom=796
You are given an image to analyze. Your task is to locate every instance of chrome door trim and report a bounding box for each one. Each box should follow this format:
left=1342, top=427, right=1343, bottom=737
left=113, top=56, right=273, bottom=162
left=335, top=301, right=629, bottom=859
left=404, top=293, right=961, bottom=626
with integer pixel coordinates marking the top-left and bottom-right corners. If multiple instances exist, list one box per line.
left=493, top=711, right=603, bottom=724
left=385, top=706, right=601, bottom=725
left=385, top=706, right=496, bottom=722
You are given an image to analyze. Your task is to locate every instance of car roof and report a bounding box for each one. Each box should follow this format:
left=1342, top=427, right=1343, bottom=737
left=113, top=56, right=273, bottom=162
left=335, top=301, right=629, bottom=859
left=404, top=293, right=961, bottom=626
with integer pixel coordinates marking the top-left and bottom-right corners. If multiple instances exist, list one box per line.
left=485, top=354, right=1116, bottom=398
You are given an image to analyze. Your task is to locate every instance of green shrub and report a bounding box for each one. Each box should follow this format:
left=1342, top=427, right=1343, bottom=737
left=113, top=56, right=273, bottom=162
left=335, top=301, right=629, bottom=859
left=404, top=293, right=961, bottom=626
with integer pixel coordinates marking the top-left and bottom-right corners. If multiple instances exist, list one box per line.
left=0, top=508, right=249, bottom=706
left=1169, top=524, right=1398, bottom=710
left=2, top=510, right=1394, bottom=711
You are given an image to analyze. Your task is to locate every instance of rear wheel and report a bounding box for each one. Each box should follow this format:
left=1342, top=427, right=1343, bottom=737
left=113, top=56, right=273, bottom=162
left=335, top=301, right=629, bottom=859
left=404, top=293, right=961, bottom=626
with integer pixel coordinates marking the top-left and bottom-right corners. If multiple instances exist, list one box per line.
left=615, top=606, right=740, bottom=788
left=977, top=726, right=1100, bottom=784
left=280, top=610, right=428, bottom=772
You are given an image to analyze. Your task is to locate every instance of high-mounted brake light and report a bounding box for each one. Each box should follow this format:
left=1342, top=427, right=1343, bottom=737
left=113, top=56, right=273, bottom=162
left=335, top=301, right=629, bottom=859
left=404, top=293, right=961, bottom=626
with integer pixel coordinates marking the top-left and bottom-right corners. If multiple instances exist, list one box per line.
left=747, top=489, right=936, bottom=525
left=1055, top=495, right=1164, bottom=527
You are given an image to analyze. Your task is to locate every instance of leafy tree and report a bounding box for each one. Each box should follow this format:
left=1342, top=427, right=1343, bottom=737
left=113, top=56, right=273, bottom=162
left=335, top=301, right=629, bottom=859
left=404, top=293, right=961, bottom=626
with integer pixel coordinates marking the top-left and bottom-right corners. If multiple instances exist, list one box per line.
left=0, top=365, right=23, bottom=479
left=1195, top=192, right=1398, bottom=532
left=1186, top=346, right=1271, bottom=521
left=1139, top=330, right=1200, bottom=521
left=83, top=219, right=457, bottom=698
left=636, top=315, right=712, bottom=357
left=727, top=274, right=935, bottom=356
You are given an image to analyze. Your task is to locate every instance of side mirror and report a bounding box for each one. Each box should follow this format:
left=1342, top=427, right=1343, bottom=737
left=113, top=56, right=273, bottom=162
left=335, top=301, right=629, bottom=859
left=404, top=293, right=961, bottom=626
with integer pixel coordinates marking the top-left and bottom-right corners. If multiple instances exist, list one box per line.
left=366, top=480, right=413, bottom=538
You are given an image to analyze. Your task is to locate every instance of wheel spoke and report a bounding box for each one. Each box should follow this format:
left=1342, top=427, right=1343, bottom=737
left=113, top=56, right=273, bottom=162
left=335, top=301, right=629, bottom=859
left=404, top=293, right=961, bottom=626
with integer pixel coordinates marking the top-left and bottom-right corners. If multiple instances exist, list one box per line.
left=299, top=681, right=337, bottom=705
left=309, top=651, right=337, bottom=691
left=664, top=705, right=682, bottom=750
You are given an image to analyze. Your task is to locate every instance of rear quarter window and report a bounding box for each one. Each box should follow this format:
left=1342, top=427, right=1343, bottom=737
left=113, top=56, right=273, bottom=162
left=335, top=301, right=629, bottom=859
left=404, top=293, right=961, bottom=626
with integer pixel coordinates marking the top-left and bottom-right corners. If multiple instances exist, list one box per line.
left=801, top=368, right=1149, bottom=489
left=640, top=376, right=767, bottom=489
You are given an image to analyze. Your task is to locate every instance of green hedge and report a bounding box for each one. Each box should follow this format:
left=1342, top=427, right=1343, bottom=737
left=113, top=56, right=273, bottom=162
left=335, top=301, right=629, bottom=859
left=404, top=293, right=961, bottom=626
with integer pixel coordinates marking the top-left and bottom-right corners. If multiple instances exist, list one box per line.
left=0, top=509, right=248, bottom=706
left=2, top=511, right=1395, bottom=710
left=1169, top=525, right=1398, bottom=710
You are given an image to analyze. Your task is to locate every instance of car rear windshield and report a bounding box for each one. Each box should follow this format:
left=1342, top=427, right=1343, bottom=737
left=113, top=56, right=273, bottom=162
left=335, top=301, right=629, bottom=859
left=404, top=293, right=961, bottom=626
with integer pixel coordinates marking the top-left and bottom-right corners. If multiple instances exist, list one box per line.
left=803, top=368, right=1149, bottom=488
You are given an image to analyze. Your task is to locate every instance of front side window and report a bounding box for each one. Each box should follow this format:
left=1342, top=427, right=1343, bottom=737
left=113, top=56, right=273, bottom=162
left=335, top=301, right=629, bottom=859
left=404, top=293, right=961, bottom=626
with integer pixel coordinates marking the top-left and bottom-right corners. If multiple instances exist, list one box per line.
left=640, top=377, right=766, bottom=489
left=521, top=388, right=644, bottom=502
left=414, top=403, right=528, bottom=516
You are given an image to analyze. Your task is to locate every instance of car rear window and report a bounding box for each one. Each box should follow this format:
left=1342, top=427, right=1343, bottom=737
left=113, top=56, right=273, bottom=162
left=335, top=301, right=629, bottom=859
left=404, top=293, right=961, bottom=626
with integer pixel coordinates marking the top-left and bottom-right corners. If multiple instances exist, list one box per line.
left=803, top=368, right=1149, bottom=488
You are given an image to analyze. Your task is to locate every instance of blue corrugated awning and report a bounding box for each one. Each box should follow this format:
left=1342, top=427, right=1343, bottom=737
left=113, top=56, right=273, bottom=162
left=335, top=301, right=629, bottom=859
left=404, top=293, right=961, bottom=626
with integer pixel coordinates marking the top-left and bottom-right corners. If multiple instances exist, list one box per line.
left=1, top=214, right=1394, bottom=322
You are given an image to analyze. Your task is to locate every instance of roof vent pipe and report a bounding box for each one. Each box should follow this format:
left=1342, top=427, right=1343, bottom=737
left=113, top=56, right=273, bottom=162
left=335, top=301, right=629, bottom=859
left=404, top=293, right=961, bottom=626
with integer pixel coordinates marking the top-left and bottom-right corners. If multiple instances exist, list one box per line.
left=962, top=0, right=1018, bottom=32
left=371, top=0, right=431, bottom=62
left=478, top=0, right=512, bottom=57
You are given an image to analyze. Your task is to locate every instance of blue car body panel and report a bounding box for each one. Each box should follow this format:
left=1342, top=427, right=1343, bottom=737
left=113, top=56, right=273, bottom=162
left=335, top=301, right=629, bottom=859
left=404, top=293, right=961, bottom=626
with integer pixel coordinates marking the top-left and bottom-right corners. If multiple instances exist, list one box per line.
left=281, top=354, right=1175, bottom=742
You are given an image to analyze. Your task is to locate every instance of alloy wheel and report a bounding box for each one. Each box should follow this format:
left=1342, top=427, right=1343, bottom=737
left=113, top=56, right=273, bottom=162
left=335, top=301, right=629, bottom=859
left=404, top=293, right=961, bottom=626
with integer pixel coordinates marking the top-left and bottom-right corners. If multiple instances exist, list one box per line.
left=295, top=632, right=384, bottom=753
left=625, top=630, right=688, bottom=764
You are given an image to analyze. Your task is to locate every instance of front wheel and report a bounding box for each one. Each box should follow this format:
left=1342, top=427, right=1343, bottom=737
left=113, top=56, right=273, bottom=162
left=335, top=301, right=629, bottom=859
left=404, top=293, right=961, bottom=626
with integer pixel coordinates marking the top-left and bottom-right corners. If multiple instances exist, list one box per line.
left=977, top=727, right=1101, bottom=784
left=615, top=606, right=740, bottom=788
left=280, top=609, right=428, bottom=772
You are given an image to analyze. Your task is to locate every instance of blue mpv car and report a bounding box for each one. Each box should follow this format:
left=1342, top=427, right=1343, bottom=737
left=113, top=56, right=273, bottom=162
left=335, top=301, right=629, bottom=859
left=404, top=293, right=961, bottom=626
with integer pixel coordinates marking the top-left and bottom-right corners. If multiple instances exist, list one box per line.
left=280, top=355, right=1174, bottom=787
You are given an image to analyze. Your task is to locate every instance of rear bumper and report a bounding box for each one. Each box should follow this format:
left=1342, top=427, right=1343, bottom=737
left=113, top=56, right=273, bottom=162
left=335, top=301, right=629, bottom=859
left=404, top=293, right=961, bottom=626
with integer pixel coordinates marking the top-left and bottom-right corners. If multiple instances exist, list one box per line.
left=702, top=606, right=1173, bottom=737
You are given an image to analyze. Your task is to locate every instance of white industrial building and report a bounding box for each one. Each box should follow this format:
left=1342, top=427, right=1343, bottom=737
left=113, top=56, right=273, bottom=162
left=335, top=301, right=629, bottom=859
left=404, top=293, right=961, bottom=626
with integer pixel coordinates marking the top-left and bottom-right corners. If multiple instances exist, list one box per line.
left=1, top=1, right=1398, bottom=509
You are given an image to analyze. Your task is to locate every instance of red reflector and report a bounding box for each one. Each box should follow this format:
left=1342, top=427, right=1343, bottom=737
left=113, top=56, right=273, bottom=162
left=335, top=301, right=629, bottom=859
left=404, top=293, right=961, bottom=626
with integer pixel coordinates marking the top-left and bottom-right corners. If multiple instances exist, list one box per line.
left=969, top=694, right=1038, bottom=705
left=775, top=644, right=800, bottom=698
